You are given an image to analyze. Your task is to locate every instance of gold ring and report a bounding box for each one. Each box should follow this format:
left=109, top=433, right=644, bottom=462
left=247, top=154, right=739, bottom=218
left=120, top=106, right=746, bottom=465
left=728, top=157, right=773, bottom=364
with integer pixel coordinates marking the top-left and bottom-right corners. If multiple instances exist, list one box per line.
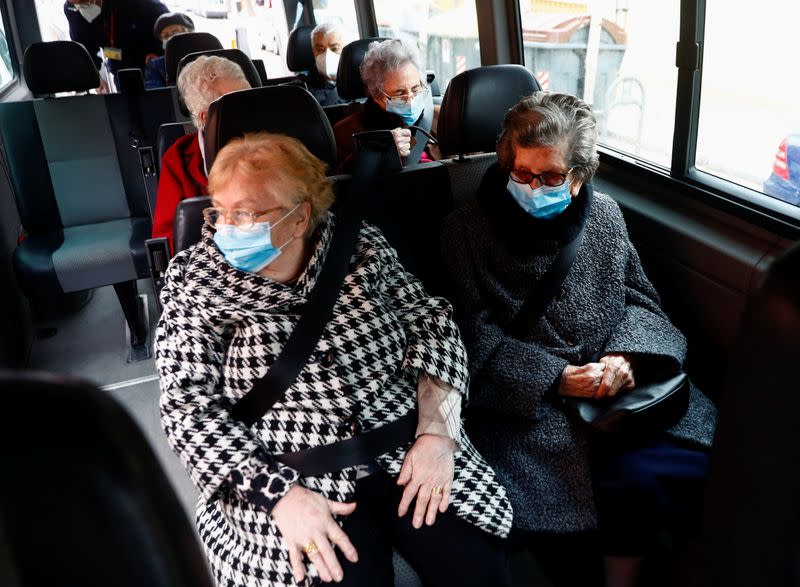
left=302, top=541, right=318, bottom=556
left=431, top=485, right=444, bottom=496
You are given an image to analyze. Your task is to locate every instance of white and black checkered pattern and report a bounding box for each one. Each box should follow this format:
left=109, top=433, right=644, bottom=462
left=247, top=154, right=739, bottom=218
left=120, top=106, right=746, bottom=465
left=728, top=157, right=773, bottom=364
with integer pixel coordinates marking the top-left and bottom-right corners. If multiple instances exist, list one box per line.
left=155, top=216, right=513, bottom=587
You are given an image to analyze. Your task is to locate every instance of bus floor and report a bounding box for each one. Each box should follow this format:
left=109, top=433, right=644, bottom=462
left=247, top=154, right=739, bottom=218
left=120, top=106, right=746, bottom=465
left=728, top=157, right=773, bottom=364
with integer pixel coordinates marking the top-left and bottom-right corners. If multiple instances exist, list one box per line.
left=24, top=280, right=552, bottom=586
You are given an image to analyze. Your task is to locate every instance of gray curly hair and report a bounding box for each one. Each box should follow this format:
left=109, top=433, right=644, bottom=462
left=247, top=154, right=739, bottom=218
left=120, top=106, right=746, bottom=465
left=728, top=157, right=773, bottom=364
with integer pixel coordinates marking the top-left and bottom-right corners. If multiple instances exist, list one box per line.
left=359, top=38, right=424, bottom=100
left=497, top=92, right=599, bottom=186
left=177, top=55, right=251, bottom=129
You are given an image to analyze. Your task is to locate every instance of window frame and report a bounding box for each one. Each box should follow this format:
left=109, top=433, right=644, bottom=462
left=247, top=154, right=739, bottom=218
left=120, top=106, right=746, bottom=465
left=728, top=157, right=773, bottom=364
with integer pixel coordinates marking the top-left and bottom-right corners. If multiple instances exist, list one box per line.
left=0, top=0, right=19, bottom=97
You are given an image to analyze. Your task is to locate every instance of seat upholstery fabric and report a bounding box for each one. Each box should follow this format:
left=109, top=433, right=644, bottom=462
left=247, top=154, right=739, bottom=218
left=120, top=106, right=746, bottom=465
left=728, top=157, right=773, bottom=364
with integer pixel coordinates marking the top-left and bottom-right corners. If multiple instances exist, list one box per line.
left=203, top=85, right=337, bottom=169
left=23, top=41, right=100, bottom=97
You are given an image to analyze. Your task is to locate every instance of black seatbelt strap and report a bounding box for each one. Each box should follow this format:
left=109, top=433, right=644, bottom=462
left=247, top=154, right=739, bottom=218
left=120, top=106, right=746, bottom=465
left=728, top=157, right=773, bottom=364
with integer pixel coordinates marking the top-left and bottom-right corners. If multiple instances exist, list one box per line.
left=406, top=90, right=435, bottom=165
left=511, top=215, right=586, bottom=337
left=230, top=146, right=386, bottom=426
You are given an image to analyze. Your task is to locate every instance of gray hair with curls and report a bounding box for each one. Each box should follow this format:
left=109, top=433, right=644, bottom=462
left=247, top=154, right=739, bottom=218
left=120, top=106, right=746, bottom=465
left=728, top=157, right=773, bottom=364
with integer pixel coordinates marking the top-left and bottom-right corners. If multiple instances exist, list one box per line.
left=359, top=38, right=424, bottom=100
left=177, top=55, right=251, bottom=129
left=497, top=92, right=599, bottom=186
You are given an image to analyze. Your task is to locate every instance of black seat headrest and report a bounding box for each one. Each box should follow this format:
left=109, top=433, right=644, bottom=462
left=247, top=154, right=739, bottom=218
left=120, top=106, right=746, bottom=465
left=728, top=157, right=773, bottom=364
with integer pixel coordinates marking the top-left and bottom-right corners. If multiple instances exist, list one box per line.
left=204, top=85, right=337, bottom=170
left=336, top=38, right=390, bottom=102
left=23, top=41, right=100, bottom=96
left=165, top=32, right=223, bottom=85
left=286, top=25, right=315, bottom=72
left=117, top=68, right=145, bottom=94
left=177, top=49, right=262, bottom=89
left=437, top=65, right=541, bottom=157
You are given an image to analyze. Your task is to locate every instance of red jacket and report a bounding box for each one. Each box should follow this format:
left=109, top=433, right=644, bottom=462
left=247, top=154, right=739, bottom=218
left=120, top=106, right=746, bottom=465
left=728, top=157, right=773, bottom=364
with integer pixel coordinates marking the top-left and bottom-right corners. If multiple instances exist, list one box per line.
left=152, top=132, right=207, bottom=253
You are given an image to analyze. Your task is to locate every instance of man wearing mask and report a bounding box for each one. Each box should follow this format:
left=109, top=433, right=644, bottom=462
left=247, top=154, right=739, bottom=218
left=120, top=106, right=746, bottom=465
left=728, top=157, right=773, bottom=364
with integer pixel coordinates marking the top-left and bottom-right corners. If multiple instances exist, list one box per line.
left=64, top=0, right=168, bottom=87
left=144, top=12, right=195, bottom=89
left=302, top=22, right=346, bottom=107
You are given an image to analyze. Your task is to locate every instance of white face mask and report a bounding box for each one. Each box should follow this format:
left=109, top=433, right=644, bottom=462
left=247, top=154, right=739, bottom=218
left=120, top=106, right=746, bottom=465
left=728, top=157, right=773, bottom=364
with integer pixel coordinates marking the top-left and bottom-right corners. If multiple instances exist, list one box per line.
left=76, top=3, right=102, bottom=23
left=315, top=49, right=340, bottom=80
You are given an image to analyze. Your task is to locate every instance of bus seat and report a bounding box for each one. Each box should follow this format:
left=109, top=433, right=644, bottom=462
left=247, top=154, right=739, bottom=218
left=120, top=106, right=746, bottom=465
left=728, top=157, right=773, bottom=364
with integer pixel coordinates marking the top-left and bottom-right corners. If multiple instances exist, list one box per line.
left=0, top=371, right=214, bottom=587
left=164, top=32, right=222, bottom=86
left=117, top=68, right=145, bottom=94
left=23, top=41, right=99, bottom=96
left=174, top=196, right=211, bottom=255
left=203, top=85, right=337, bottom=169
left=438, top=65, right=541, bottom=206
left=336, top=38, right=390, bottom=102
left=174, top=48, right=263, bottom=117
left=1, top=42, right=181, bottom=350
left=704, top=241, right=800, bottom=587
left=252, top=58, right=268, bottom=84
left=158, top=122, right=194, bottom=170
left=286, top=25, right=315, bottom=73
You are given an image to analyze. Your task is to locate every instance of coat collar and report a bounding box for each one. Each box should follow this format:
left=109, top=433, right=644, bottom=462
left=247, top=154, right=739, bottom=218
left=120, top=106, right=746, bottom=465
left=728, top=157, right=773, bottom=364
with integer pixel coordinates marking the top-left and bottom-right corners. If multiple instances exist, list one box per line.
left=186, top=213, right=334, bottom=314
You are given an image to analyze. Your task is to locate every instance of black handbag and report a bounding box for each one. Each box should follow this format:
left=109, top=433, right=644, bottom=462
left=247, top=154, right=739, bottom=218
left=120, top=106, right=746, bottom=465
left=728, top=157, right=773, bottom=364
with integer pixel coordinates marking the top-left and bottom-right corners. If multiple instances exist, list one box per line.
left=512, top=197, right=690, bottom=433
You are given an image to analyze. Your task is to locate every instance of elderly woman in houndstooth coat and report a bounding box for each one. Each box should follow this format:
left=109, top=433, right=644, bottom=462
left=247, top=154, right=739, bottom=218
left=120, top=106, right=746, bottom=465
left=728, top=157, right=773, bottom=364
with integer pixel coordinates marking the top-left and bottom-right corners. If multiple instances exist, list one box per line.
left=155, top=132, right=512, bottom=587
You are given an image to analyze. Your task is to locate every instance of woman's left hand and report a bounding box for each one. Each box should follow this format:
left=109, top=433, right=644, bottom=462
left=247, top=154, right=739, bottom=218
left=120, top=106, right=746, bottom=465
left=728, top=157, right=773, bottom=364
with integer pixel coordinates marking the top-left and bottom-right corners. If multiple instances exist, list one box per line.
left=595, top=354, right=635, bottom=399
left=397, top=434, right=456, bottom=528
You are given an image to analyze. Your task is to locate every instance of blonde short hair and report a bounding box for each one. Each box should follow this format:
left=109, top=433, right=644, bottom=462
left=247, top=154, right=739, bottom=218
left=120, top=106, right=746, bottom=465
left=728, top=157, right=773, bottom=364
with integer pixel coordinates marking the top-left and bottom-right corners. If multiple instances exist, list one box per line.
left=177, top=55, right=250, bottom=129
left=207, top=132, right=334, bottom=237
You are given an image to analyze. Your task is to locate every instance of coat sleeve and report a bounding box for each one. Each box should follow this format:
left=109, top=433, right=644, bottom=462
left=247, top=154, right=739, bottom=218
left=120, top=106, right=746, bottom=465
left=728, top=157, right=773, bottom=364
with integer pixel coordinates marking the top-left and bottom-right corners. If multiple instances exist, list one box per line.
left=369, top=225, right=470, bottom=395
left=600, top=208, right=687, bottom=379
left=155, top=252, right=299, bottom=510
left=441, top=213, right=568, bottom=419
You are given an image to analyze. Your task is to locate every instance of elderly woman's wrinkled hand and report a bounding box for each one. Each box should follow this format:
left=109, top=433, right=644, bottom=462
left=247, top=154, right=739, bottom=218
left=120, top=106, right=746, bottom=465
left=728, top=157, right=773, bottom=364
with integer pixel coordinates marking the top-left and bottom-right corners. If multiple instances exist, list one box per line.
left=272, top=485, right=358, bottom=584
left=397, top=434, right=456, bottom=528
left=391, top=127, right=413, bottom=158
left=595, top=354, right=635, bottom=399
left=559, top=362, right=606, bottom=398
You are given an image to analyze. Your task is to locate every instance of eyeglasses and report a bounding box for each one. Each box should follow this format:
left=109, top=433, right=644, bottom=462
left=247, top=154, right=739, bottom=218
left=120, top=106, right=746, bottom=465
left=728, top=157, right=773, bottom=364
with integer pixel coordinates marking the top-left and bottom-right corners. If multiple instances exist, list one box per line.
left=382, top=84, right=429, bottom=107
left=509, top=168, right=572, bottom=187
left=202, top=205, right=284, bottom=230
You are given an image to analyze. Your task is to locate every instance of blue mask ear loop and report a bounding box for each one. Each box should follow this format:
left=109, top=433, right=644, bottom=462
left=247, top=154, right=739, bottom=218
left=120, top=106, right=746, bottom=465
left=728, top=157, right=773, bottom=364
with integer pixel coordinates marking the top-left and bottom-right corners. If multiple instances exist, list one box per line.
left=268, top=201, right=302, bottom=251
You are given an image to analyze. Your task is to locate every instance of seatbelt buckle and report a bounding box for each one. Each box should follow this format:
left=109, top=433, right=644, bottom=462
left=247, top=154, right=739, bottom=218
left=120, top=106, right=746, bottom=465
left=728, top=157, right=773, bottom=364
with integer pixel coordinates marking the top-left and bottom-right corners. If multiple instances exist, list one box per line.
left=138, top=147, right=159, bottom=220
left=145, top=237, right=170, bottom=311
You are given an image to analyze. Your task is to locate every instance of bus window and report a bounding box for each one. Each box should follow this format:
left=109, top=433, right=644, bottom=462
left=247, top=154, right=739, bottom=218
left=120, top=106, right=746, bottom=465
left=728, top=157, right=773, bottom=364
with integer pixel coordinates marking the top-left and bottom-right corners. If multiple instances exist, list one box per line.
left=515, top=0, right=678, bottom=168
left=696, top=0, right=800, bottom=209
left=311, top=0, right=358, bottom=41
left=0, top=5, right=14, bottom=89
left=372, top=0, right=481, bottom=92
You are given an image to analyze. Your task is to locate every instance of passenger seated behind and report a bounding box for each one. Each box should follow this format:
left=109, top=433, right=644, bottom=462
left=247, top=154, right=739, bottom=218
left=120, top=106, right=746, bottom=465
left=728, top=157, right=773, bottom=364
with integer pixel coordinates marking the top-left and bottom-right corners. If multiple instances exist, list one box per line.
left=441, top=92, right=717, bottom=587
left=303, top=21, right=347, bottom=107
left=145, top=11, right=194, bottom=89
left=333, top=38, right=434, bottom=173
left=151, top=55, right=250, bottom=252
left=155, top=132, right=513, bottom=587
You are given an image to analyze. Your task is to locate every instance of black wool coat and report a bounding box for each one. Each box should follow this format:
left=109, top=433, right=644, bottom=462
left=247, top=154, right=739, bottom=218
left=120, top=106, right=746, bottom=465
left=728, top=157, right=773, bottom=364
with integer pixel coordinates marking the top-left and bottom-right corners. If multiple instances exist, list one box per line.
left=441, top=164, right=717, bottom=532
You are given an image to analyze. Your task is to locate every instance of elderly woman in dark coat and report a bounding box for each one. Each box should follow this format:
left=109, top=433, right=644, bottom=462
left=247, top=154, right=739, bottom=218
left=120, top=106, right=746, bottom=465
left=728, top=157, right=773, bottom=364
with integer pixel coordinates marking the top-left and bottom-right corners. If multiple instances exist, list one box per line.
left=441, top=93, right=717, bottom=587
left=156, top=132, right=512, bottom=587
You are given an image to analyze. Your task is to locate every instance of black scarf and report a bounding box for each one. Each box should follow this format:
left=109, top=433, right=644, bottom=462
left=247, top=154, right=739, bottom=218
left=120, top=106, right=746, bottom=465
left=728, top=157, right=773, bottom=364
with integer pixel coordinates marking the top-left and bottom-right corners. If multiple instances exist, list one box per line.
left=362, top=97, right=408, bottom=131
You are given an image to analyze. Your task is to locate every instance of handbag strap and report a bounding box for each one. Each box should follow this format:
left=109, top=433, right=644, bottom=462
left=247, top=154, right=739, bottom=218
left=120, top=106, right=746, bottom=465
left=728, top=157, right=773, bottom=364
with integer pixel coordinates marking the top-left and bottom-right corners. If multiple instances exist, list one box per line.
left=511, top=221, right=585, bottom=338
left=230, top=147, right=386, bottom=426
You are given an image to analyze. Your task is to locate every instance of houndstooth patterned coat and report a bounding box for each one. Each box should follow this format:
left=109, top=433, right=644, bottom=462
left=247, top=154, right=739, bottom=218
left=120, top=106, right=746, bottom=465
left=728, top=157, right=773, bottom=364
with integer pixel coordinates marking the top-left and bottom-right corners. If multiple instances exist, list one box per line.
left=155, top=216, right=513, bottom=587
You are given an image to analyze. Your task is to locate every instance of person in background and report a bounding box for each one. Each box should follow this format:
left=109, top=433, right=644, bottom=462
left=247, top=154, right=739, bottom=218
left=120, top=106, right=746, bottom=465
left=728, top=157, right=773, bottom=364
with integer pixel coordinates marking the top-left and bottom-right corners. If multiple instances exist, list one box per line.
left=64, top=0, right=168, bottom=87
left=151, top=56, right=251, bottom=253
left=144, top=12, right=194, bottom=89
left=333, top=38, right=434, bottom=173
left=302, top=21, right=346, bottom=107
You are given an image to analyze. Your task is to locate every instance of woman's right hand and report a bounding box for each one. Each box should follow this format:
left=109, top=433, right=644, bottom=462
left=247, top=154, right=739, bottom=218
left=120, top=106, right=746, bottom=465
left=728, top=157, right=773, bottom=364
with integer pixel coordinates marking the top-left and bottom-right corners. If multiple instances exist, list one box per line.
left=272, top=485, right=359, bottom=584
left=559, top=363, right=606, bottom=398
left=391, top=127, right=413, bottom=158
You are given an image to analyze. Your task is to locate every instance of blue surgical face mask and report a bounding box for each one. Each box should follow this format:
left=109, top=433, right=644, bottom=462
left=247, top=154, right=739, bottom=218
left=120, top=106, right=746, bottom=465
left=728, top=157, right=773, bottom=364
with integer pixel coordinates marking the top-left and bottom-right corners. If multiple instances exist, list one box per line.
left=212, top=204, right=298, bottom=273
left=506, top=177, right=573, bottom=219
left=385, top=92, right=425, bottom=126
